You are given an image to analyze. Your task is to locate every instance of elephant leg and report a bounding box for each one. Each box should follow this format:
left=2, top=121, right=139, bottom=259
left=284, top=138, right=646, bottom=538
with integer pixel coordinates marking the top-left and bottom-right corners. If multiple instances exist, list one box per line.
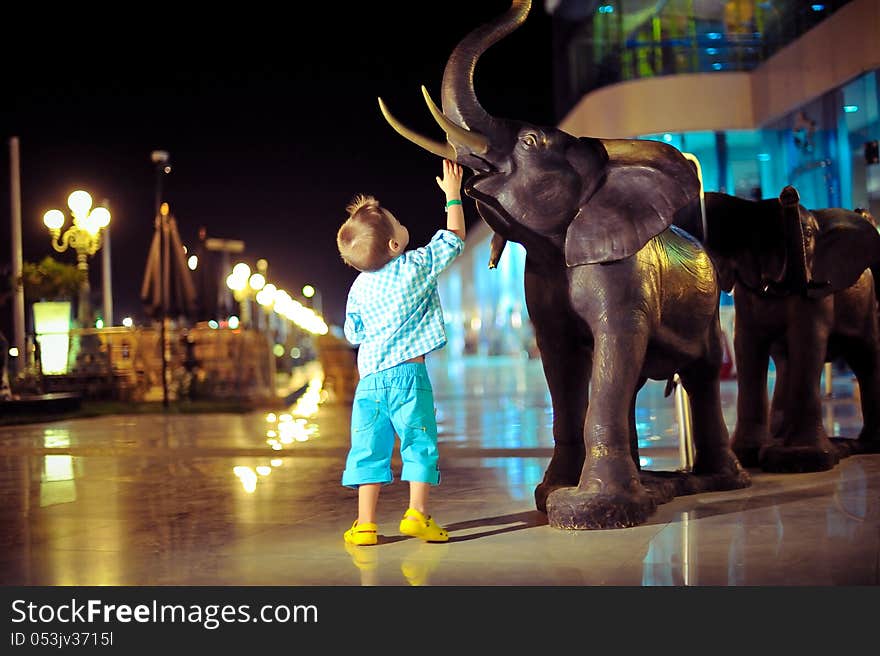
left=532, top=334, right=591, bottom=511
left=843, top=338, right=880, bottom=451
left=546, top=326, right=656, bottom=529
left=678, top=320, right=750, bottom=489
left=768, top=352, right=788, bottom=438
left=761, top=308, right=837, bottom=472
left=526, top=270, right=591, bottom=512
left=630, top=377, right=647, bottom=470
left=729, top=314, right=772, bottom=467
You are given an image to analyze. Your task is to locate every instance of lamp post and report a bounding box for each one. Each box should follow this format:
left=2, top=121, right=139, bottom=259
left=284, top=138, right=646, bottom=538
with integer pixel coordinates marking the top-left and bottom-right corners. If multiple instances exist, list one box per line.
left=151, top=151, right=171, bottom=408
left=151, top=151, right=171, bottom=218
left=226, top=262, right=253, bottom=327
left=302, top=284, right=323, bottom=317
left=225, top=262, right=274, bottom=330
left=256, top=282, right=278, bottom=337
left=100, top=197, right=113, bottom=327
left=43, top=190, right=111, bottom=326
left=248, top=272, right=266, bottom=330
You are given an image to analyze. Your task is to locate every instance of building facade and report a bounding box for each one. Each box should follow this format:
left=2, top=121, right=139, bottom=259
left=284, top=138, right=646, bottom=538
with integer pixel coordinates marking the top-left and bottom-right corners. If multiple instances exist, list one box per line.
left=439, top=0, right=880, bottom=357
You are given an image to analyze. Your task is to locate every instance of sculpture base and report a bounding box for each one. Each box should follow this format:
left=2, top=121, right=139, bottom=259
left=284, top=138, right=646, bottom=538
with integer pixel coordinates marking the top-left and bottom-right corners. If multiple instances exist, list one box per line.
left=760, top=444, right=838, bottom=473
left=544, top=468, right=751, bottom=530
left=831, top=436, right=880, bottom=457
left=738, top=436, right=871, bottom=473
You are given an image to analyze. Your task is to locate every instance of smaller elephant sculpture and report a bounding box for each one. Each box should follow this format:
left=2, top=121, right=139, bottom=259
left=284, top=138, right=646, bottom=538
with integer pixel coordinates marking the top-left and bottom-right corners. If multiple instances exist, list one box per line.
left=678, top=185, right=880, bottom=472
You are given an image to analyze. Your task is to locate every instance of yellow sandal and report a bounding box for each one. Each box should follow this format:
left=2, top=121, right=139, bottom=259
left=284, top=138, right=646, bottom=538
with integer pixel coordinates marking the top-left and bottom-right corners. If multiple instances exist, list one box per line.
left=399, top=508, right=448, bottom=542
left=344, top=520, right=378, bottom=546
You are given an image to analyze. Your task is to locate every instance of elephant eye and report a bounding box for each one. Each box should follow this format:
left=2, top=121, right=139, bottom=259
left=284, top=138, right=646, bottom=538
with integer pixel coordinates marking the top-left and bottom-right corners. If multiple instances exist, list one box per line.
left=520, top=133, right=539, bottom=149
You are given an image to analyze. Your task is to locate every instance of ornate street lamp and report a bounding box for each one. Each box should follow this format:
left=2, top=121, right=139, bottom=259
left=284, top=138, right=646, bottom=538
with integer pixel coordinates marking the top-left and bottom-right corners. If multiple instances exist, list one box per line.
left=226, top=262, right=253, bottom=328
left=302, top=283, right=323, bottom=317
left=226, top=263, right=275, bottom=331
left=43, top=190, right=111, bottom=325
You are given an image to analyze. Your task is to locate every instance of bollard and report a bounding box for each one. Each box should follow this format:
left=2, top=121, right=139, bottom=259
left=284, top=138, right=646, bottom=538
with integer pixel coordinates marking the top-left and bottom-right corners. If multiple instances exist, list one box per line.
left=673, top=374, right=695, bottom=472
left=823, top=361, right=833, bottom=398
left=316, top=333, right=359, bottom=404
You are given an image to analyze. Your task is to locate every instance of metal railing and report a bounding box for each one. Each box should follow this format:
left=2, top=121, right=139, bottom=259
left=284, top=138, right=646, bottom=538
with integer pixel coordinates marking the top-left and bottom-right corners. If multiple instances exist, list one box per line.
left=557, top=0, right=855, bottom=117
left=20, top=325, right=278, bottom=402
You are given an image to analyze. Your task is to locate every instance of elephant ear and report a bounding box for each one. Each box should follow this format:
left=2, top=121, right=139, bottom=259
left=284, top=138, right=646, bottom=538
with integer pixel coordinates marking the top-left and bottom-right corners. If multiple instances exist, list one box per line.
left=809, top=209, right=880, bottom=298
left=564, top=139, right=700, bottom=265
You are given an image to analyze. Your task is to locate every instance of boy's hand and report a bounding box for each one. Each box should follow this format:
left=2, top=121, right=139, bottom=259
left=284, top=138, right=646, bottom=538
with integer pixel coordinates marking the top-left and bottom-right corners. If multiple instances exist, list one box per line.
left=437, top=160, right=466, bottom=241
left=436, top=159, right=464, bottom=198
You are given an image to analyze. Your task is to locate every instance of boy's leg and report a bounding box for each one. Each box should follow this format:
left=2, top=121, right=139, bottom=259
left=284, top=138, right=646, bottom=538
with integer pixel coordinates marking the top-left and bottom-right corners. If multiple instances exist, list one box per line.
left=392, top=370, right=441, bottom=489
left=408, top=481, right=429, bottom=515
left=342, top=374, right=394, bottom=521
left=358, top=483, right=381, bottom=525
left=385, top=363, right=448, bottom=541
left=342, top=376, right=392, bottom=545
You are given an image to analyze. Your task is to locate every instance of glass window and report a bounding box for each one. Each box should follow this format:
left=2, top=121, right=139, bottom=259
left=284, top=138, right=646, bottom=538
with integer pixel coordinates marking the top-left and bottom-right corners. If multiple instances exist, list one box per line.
left=553, top=0, right=855, bottom=119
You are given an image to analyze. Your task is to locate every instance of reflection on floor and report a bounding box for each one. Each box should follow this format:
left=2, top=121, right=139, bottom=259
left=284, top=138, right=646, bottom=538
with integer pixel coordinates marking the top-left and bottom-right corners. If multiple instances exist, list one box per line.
left=0, top=355, right=877, bottom=586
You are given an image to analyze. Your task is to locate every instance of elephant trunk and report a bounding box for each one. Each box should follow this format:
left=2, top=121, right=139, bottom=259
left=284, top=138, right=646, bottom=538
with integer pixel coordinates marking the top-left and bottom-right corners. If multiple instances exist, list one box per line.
left=379, top=1, right=530, bottom=158
left=488, top=233, right=508, bottom=269
left=439, top=0, right=527, bottom=271
left=379, top=0, right=527, bottom=163
left=777, top=185, right=810, bottom=294
left=440, top=0, right=531, bottom=133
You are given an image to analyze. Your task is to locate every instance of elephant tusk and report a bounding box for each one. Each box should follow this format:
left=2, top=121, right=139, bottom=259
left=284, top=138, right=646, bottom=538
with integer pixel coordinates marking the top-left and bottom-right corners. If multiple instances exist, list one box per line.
left=377, top=97, right=457, bottom=161
left=421, top=85, right=489, bottom=155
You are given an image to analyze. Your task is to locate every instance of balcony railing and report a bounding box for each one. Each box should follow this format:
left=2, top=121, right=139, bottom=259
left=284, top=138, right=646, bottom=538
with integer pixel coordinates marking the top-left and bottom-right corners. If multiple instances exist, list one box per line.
left=20, top=325, right=278, bottom=403
left=556, top=0, right=854, bottom=117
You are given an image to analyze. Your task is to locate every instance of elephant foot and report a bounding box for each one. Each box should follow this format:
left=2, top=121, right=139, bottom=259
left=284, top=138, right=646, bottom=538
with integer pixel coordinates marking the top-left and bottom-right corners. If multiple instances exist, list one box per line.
left=692, top=451, right=752, bottom=489
left=759, top=444, right=838, bottom=473
left=535, top=480, right=568, bottom=513
left=731, top=445, right=761, bottom=468
left=534, top=446, right=585, bottom=513
left=639, top=470, right=687, bottom=504
left=536, top=472, right=582, bottom=512
left=730, top=427, right=769, bottom=469
left=856, top=427, right=880, bottom=452
left=830, top=436, right=860, bottom=458
left=686, top=467, right=752, bottom=494
left=545, top=486, right=656, bottom=530
left=855, top=436, right=880, bottom=454
left=641, top=465, right=750, bottom=498
left=831, top=435, right=880, bottom=458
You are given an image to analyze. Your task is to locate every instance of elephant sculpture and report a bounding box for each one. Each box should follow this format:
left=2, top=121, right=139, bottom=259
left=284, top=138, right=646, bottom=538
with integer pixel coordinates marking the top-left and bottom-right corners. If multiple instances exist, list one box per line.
left=676, top=185, right=880, bottom=472
left=378, top=0, right=749, bottom=529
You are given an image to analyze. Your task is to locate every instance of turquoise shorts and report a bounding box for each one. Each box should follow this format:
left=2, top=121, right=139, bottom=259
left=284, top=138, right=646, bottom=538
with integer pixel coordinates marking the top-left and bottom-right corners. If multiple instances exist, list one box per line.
left=341, top=361, right=440, bottom=488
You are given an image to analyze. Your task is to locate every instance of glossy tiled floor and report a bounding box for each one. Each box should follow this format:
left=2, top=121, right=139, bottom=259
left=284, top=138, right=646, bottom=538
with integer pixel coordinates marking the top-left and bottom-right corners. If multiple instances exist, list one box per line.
left=1, top=356, right=877, bottom=586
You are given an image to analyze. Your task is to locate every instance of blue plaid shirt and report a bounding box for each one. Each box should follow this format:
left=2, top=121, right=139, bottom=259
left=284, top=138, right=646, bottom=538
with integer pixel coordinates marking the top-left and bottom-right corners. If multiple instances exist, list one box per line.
left=344, top=229, right=464, bottom=376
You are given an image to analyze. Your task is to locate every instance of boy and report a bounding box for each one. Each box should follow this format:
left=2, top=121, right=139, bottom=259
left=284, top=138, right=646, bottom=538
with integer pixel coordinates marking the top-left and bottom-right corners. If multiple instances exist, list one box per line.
left=336, top=159, right=466, bottom=546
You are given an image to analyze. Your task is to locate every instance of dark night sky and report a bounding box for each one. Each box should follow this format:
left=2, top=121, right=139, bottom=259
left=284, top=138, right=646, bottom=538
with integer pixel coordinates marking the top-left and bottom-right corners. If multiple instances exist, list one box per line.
left=1, top=1, right=555, bottom=333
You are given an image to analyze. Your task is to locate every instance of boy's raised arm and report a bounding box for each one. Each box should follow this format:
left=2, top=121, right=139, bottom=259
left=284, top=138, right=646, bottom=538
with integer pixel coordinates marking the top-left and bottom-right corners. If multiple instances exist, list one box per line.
left=436, top=159, right=466, bottom=241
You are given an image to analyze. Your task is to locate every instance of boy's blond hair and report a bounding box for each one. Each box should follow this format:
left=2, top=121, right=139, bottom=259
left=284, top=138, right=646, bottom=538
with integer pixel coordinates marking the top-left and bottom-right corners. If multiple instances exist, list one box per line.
left=337, top=194, right=397, bottom=272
